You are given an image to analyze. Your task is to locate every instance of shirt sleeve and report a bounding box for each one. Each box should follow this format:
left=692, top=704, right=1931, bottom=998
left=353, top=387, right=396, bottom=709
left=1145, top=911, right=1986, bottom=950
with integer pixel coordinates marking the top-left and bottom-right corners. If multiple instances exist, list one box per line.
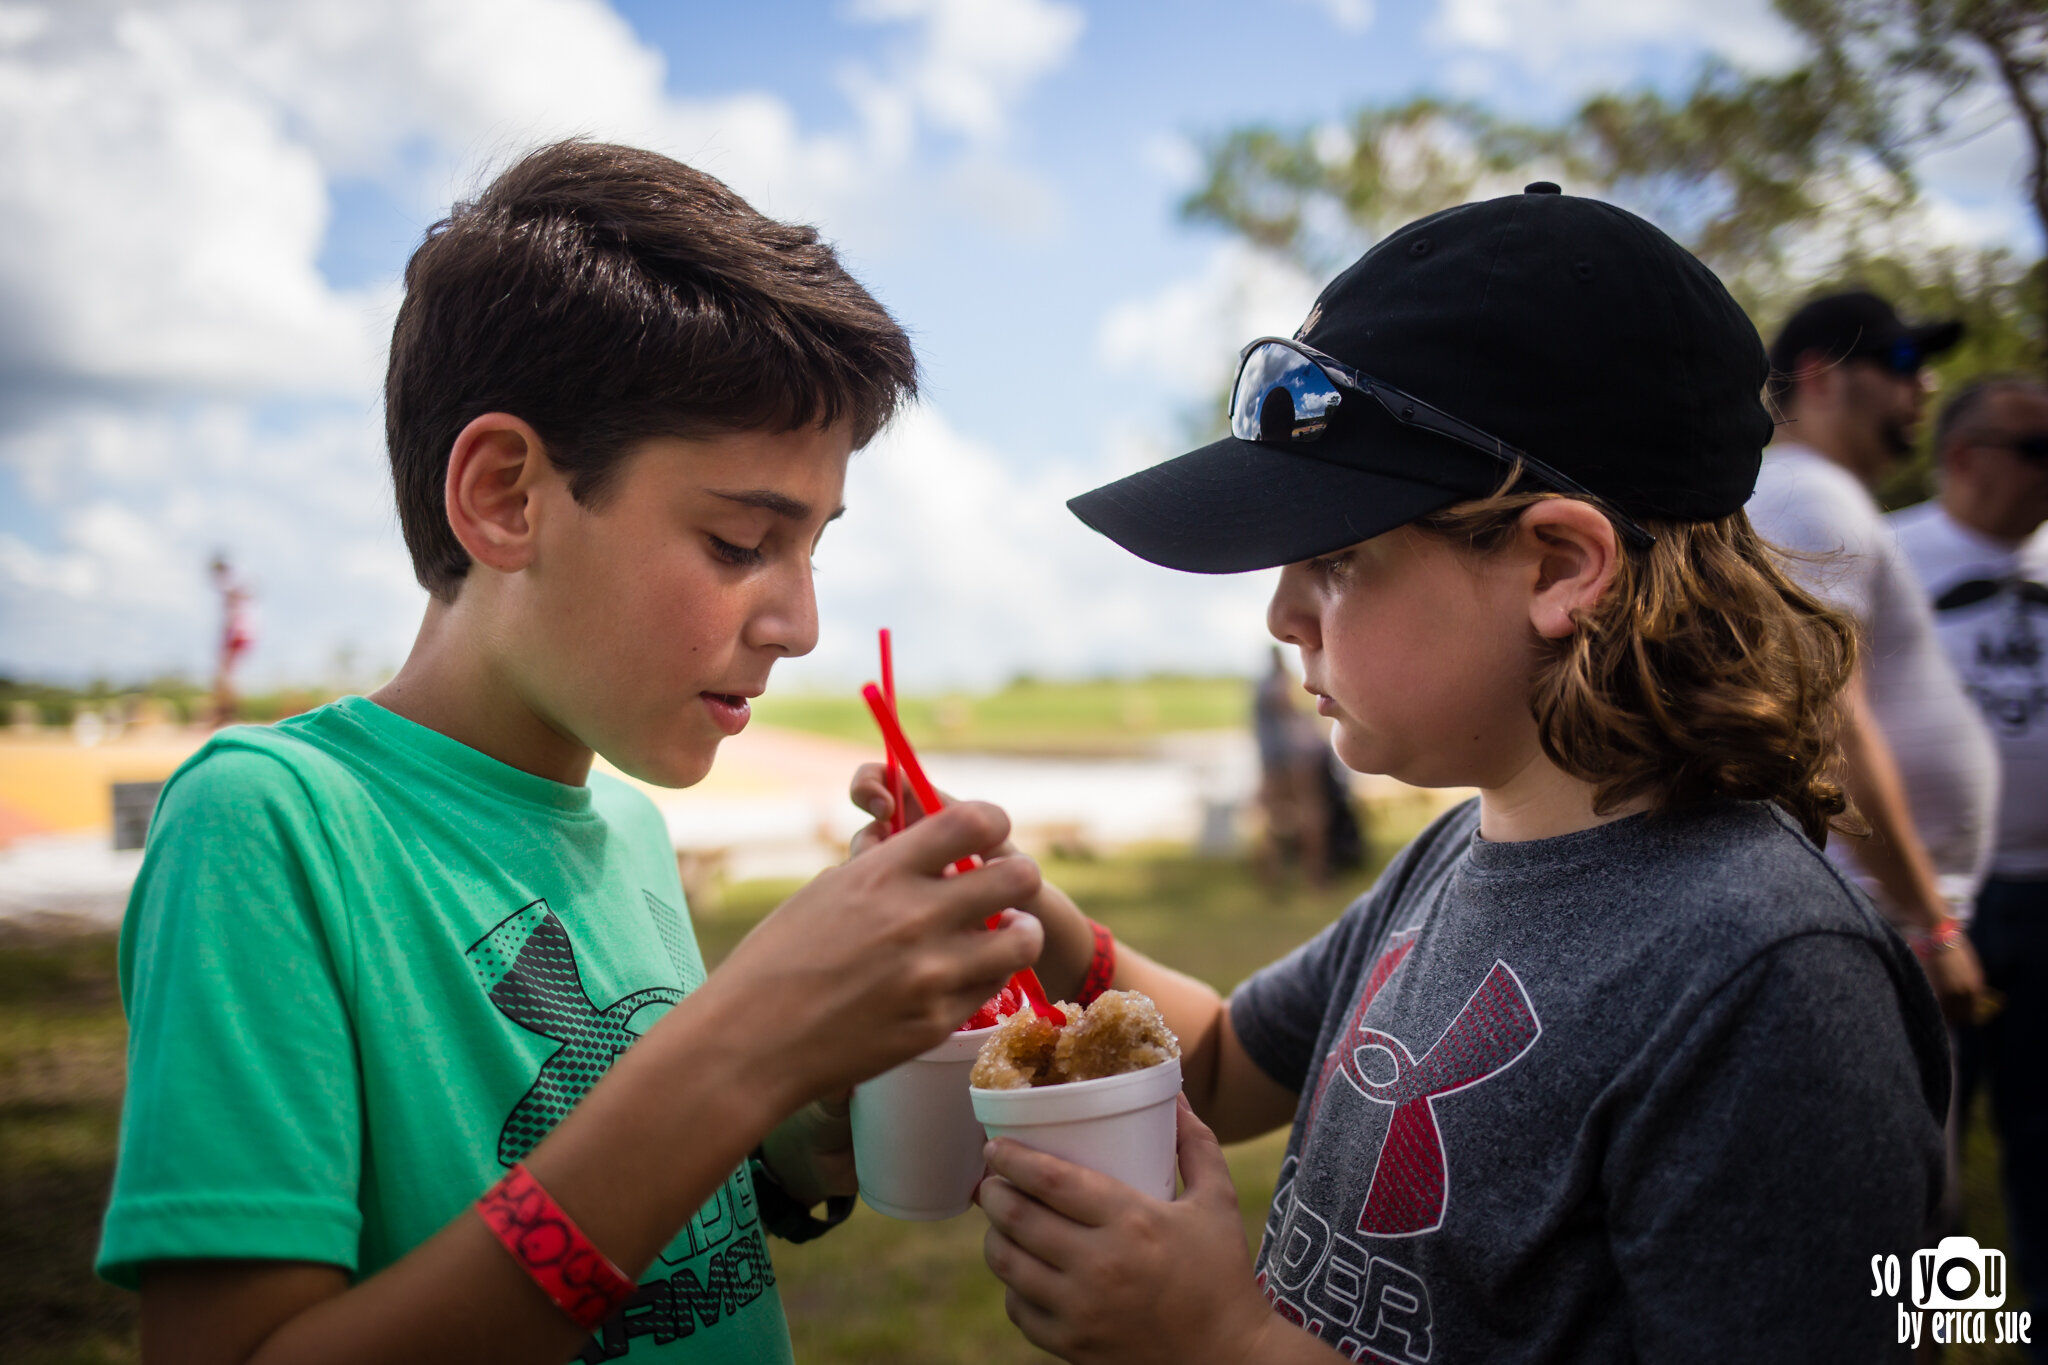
left=1228, top=916, right=1352, bottom=1092
left=96, top=745, right=364, bottom=1288
left=1747, top=467, right=1883, bottom=622
left=1230, top=801, right=1477, bottom=1092
left=1602, top=931, right=1946, bottom=1363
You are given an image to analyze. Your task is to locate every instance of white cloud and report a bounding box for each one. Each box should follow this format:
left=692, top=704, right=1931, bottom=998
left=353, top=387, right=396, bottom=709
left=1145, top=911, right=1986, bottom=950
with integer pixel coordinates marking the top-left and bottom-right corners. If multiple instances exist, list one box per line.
left=1911, top=89, right=2044, bottom=255
left=2, top=0, right=1090, bottom=685
left=1298, top=0, right=1375, bottom=35
left=0, top=401, right=421, bottom=685
left=0, top=4, right=386, bottom=401
left=1097, top=241, right=1322, bottom=403
left=1138, top=130, right=1202, bottom=187
left=846, top=0, right=1084, bottom=144
left=779, top=402, right=1279, bottom=693
left=1429, top=0, right=1803, bottom=86
left=0, top=0, right=1087, bottom=409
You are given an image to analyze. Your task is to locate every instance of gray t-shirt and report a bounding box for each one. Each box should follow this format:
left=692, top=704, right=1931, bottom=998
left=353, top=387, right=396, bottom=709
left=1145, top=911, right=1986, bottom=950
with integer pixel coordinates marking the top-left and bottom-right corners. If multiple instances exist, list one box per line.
left=1230, top=798, right=1946, bottom=1363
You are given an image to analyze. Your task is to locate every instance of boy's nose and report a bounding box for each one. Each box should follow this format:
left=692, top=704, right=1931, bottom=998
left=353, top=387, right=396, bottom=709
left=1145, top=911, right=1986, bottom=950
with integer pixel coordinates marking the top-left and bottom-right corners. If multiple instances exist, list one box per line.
left=747, top=561, right=820, bottom=658
left=1267, top=564, right=1321, bottom=650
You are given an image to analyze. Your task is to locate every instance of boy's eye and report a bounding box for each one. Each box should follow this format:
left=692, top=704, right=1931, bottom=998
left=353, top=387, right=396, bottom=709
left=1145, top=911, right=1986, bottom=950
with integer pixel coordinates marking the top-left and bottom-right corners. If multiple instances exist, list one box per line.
left=1307, top=550, right=1354, bottom=580
left=708, top=535, right=765, bottom=568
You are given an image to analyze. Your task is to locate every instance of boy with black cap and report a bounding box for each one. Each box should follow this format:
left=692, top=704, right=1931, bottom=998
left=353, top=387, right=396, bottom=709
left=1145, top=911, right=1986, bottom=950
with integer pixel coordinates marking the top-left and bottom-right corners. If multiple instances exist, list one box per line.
left=865, top=186, right=1950, bottom=1361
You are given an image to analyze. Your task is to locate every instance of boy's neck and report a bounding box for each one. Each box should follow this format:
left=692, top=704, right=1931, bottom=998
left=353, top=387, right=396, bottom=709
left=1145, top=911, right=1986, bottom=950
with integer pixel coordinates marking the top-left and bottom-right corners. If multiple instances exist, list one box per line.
left=1476, top=749, right=1647, bottom=843
left=371, top=599, right=596, bottom=787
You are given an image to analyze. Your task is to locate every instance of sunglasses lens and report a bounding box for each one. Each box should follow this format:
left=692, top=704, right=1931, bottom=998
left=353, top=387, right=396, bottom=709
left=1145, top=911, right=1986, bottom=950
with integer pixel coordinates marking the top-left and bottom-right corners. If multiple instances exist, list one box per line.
left=1231, top=343, right=1343, bottom=443
left=2015, top=435, right=2048, bottom=462
left=1889, top=341, right=1923, bottom=375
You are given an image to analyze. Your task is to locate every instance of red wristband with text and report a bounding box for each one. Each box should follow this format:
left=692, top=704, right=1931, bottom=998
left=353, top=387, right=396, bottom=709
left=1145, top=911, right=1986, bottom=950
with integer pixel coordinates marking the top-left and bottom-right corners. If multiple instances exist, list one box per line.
left=476, top=1164, right=636, bottom=1332
left=1076, top=918, right=1117, bottom=1006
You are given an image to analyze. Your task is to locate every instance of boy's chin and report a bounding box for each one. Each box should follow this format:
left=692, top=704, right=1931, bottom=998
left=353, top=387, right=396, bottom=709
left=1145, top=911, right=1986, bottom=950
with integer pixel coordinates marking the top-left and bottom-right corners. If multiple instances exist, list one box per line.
left=606, top=736, right=723, bottom=789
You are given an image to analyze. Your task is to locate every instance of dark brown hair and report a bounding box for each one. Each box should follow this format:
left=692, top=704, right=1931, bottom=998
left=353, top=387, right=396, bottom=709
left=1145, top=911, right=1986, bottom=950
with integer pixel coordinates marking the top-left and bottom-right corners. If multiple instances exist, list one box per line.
left=386, top=139, right=918, bottom=598
left=1413, top=491, right=1858, bottom=845
left=1934, top=373, right=2046, bottom=454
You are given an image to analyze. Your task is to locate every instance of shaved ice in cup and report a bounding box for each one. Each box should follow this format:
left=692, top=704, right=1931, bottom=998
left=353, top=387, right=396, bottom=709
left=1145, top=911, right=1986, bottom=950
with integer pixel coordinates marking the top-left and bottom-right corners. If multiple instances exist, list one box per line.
left=970, top=991, right=1183, bottom=1200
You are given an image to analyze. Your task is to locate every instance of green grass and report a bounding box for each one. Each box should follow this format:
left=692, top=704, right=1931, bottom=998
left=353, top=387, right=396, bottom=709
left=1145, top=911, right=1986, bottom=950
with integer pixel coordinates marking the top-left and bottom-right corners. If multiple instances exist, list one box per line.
left=3, top=834, right=2032, bottom=1362
left=753, top=675, right=1251, bottom=754
left=0, top=928, right=136, bottom=1364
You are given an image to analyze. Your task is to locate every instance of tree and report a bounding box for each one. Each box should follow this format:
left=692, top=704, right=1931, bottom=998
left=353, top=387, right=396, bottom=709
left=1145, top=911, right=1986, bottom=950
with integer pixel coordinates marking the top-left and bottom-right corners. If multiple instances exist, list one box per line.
left=1181, top=0, right=2045, bottom=371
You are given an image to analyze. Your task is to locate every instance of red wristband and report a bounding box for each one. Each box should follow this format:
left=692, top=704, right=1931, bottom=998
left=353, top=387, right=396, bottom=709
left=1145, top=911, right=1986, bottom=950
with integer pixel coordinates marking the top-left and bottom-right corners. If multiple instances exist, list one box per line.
left=476, top=1164, right=636, bottom=1332
left=1905, top=918, right=1964, bottom=963
left=1076, top=919, right=1116, bottom=1006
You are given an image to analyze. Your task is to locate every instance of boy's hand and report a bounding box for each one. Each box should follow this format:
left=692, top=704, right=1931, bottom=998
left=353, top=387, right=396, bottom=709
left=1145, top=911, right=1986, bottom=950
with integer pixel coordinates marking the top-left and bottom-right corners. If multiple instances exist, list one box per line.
left=702, top=799, right=1043, bottom=1110
left=847, top=761, right=1001, bottom=856
left=977, top=1096, right=1315, bottom=1365
left=760, top=1092, right=855, bottom=1208
left=846, top=761, right=1101, bottom=1001
left=1920, top=933, right=1986, bottom=1025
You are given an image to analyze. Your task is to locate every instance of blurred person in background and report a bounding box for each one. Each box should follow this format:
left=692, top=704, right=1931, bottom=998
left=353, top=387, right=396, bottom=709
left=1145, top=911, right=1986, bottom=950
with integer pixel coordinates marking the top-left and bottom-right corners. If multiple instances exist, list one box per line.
left=208, top=553, right=254, bottom=728
left=1253, top=645, right=1329, bottom=886
left=1892, top=375, right=2048, bottom=1350
left=1746, top=292, right=1991, bottom=1026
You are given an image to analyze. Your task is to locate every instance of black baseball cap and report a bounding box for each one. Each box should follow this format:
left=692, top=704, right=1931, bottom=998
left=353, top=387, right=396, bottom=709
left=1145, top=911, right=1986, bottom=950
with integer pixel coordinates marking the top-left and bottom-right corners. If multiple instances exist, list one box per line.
left=1767, top=290, right=1962, bottom=379
left=1068, top=184, right=1775, bottom=574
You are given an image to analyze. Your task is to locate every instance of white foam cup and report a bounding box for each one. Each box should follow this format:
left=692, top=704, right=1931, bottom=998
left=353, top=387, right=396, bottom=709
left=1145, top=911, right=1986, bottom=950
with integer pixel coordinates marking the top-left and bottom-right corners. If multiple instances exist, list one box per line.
left=970, top=1056, right=1183, bottom=1200
left=850, top=1023, right=997, bottom=1220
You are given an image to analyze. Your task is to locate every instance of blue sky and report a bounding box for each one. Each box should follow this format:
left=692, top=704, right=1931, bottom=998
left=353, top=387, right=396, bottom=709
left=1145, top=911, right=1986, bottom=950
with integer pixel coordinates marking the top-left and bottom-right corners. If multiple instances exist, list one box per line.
left=0, top=0, right=2035, bottom=692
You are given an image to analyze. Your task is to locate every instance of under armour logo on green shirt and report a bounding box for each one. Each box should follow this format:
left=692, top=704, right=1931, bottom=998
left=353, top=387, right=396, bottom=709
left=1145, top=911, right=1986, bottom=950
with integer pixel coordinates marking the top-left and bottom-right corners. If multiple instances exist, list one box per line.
left=468, top=900, right=686, bottom=1165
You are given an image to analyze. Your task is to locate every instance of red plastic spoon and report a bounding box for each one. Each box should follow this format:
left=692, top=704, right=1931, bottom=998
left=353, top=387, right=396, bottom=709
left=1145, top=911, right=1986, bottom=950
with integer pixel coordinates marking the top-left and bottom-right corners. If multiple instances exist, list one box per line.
left=861, top=682, right=1064, bottom=1026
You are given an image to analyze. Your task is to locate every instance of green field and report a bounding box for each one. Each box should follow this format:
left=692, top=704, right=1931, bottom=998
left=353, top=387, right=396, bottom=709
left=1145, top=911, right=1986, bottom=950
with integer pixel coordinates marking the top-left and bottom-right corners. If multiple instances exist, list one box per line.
left=753, top=675, right=1252, bottom=754
left=4, top=674, right=1257, bottom=748
left=2, top=830, right=2030, bottom=1363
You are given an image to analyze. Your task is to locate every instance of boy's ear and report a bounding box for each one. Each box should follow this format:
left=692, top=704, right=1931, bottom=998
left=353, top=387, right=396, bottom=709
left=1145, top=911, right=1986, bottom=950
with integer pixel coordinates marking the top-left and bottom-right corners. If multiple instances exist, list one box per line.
left=444, top=413, right=552, bottom=575
left=1518, top=499, right=1621, bottom=640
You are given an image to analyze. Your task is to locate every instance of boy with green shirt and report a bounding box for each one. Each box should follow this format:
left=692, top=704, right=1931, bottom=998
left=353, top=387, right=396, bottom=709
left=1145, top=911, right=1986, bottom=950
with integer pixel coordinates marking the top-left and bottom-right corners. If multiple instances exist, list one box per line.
left=97, top=140, right=1045, bottom=1365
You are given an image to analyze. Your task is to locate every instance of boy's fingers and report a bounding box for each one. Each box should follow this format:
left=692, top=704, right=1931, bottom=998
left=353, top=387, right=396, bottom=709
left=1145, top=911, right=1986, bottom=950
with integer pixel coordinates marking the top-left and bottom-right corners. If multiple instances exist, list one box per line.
left=939, top=856, right=1042, bottom=921
left=1173, top=1094, right=1235, bottom=1204
left=982, top=1138, right=1125, bottom=1229
left=978, top=1219, right=1064, bottom=1309
left=889, top=801, right=1013, bottom=875
left=1002, top=1285, right=1067, bottom=1354
left=974, top=1178, right=1089, bottom=1285
left=949, top=912, right=1044, bottom=996
left=849, top=763, right=893, bottom=822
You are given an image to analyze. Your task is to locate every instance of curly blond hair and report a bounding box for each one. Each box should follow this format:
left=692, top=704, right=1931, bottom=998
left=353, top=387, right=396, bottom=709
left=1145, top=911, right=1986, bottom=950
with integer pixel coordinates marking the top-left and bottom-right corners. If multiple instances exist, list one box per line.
left=1411, top=490, right=1857, bottom=845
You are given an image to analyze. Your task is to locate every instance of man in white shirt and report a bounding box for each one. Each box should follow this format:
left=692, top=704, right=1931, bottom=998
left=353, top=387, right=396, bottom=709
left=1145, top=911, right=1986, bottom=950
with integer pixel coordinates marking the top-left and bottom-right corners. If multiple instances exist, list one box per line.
left=1892, top=375, right=2048, bottom=1335
left=1746, top=291, right=1990, bottom=1023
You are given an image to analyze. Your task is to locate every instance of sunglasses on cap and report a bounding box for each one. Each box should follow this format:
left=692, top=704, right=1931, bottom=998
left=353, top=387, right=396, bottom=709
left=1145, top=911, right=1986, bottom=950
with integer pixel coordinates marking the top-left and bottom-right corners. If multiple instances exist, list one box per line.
left=1852, top=338, right=1925, bottom=377
left=1972, top=430, right=2048, bottom=463
left=1229, top=337, right=1658, bottom=548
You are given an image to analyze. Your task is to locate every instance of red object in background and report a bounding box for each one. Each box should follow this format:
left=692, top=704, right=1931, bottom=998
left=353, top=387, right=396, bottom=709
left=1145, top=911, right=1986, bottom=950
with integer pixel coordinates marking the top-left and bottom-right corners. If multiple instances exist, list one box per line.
left=209, top=555, right=255, bottom=728
left=214, top=558, right=254, bottom=663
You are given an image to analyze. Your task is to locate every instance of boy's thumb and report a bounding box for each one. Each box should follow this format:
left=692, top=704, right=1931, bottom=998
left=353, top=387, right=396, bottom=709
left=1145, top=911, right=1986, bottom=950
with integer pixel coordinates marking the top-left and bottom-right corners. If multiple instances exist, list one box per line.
left=1173, top=1093, right=1234, bottom=1202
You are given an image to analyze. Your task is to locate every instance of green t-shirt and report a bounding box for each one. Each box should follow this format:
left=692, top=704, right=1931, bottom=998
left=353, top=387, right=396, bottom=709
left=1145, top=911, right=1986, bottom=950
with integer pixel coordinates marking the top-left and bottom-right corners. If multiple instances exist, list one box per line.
left=97, top=696, right=792, bottom=1364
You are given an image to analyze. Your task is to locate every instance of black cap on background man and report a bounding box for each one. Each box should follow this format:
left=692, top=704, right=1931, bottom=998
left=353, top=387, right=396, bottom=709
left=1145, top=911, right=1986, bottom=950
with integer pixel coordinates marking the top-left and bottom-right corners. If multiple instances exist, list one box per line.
left=1765, top=291, right=1964, bottom=487
left=1768, top=291, right=1963, bottom=389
